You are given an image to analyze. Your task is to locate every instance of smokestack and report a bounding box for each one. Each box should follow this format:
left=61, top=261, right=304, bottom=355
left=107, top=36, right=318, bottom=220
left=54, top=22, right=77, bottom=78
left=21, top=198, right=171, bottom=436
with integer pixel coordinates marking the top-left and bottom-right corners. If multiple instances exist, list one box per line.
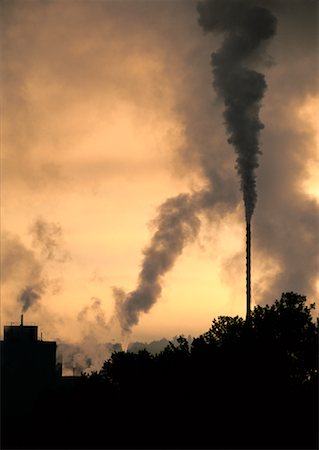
left=20, top=314, right=24, bottom=326
left=246, top=223, right=251, bottom=321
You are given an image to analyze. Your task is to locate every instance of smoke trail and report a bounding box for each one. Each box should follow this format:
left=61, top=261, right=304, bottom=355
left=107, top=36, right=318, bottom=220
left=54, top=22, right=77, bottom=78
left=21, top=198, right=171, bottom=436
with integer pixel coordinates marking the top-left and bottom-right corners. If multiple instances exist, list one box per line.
left=57, top=340, right=122, bottom=375
left=78, top=297, right=109, bottom=331
left=1, top=219, right=70, bottom=313
left=114, top=192, right=202, bottom=334
left=112, top=1, right=277, bottom=335
left=113, top=186, right=234, bottom=334
left=197, top=0, right=277, bottom=223
left=1, top=232, right=45, bottom=312
left=30, top=217, right=71, bottom=262
left=18, top=284, right=45, bottom=313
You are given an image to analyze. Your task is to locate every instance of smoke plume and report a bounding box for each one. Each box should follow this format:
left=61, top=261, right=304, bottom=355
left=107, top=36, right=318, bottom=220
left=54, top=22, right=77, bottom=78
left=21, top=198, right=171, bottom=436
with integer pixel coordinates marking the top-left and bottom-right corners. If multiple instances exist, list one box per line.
left=1, top=219, right=70, bottom=314
left=54, top=297, right=116, bottom=375
left=197, top=0, right=277, bottom=223
left=112, top=0, right=278, bottom=335
left=113, top=192, right=202, bottom=334
left=57, top=340, right=122, bottom=375
left=77, top=297, right=109, bottom=331
left=18, top=285, right=45, bottom=313
left=113, top=186, right=237, bottom=334
left=30, top=218, right=71, bottom=263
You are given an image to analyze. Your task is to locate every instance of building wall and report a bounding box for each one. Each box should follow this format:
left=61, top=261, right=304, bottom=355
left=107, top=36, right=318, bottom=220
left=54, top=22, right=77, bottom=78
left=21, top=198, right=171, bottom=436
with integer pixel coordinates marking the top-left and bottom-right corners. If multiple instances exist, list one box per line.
left=1, top=325, right=58, bottom=417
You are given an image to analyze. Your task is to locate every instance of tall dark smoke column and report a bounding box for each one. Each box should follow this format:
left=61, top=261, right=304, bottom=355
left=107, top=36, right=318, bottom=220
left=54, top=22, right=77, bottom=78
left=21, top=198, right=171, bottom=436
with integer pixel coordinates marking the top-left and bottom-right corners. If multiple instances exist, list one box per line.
left=197, top=0, right=277, bottom=320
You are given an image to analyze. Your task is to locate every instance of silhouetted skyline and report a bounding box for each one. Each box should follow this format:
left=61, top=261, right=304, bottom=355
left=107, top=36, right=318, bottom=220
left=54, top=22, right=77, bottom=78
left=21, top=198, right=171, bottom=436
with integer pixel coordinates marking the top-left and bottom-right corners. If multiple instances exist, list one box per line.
left=2, top=292, right=318, bottom=449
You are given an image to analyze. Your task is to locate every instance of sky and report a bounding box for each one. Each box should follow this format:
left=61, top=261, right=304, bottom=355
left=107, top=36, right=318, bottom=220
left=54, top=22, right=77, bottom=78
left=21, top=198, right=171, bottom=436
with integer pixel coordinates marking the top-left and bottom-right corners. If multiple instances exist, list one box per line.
left=1, top=0, right=318, bottom=369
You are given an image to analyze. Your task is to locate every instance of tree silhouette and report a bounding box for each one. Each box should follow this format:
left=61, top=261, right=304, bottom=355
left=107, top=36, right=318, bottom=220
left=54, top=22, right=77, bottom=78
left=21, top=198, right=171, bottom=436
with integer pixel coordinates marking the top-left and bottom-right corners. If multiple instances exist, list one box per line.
left=2, top=292, right=318, bottom=449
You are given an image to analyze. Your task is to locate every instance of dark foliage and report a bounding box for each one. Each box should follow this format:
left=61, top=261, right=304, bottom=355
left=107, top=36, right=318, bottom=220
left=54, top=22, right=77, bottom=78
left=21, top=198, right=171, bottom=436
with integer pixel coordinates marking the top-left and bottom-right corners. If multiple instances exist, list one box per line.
left=2, top=292, right=318, bottom=449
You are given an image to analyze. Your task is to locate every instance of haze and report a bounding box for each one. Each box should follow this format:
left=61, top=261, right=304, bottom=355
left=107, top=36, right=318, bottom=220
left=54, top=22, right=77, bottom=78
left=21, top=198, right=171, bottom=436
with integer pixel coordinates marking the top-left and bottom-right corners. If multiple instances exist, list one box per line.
left=1, top=0, right=318, bottom=353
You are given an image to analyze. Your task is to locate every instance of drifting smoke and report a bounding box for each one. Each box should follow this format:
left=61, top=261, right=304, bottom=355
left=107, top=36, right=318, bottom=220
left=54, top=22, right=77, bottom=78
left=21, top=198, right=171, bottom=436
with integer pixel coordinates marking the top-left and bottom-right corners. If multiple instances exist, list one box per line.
left=30, top=218, right=71, bottom=263
left=113, top=1, right=277, bottom=335
left=77, top=297, right=109, bottom=331
left=57, top=340, right=122, bottom=375
left=58, top=299, right=120, bottom=374
left=114, top=192, right=202, bottom=334
left=1, top=218, right=70, bottom=313
left=18, top=285, right=44, bottom=313
left=1, top=232, right=45, bottom=312
left=113, top=188, right=233, bottom=334
left=197, top=0, right=277, bottom=223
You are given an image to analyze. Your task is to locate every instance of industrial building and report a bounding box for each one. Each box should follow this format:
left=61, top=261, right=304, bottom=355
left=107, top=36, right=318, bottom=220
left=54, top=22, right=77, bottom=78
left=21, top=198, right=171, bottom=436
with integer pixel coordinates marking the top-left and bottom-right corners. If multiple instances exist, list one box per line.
left=1, top=315, right=62, bottom=417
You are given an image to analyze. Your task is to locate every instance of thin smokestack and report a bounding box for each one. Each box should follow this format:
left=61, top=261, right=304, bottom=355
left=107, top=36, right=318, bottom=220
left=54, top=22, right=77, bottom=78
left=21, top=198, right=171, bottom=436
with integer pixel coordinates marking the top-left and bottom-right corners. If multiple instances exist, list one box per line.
left=197, top=0, right=277, bottom=317
left=246, top=223, right=251, bottom=321
left=20, top=314, right=24, bottom=326
left=111, top=1, right=277, bottom=335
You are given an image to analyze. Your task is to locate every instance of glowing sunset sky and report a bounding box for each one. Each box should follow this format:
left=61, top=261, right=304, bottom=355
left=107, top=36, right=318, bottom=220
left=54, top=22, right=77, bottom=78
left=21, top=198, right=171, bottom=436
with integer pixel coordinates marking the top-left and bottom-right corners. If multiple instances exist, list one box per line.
left=1, top=0, right=318, bottom=358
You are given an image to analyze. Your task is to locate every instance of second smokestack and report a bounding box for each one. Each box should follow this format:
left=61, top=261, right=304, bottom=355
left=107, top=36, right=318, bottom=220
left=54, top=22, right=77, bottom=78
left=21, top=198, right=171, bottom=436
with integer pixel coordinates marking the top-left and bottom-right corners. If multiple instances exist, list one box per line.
left=246, top=223, right=251, bottom=321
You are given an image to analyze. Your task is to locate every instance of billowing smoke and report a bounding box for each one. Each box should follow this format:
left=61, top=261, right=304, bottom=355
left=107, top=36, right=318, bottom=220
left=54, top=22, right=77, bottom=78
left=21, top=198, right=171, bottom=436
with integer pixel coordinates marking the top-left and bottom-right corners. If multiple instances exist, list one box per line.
left=1, top=218, right=70, bottom=314
left=114, top=192, right=202, bottom=334
left=113, top=186, right=236, bottom=334
left=1, top=232, right=45, bottom=312
left=197, top=0, right=277, bottom=223
left=18, top=284, right=44, bottom=313
left=57, top=340, right=122, bottom=375
left=30, top=218, right=71, bottom=263
left=113, top=0, right=277, bottom=335
left=58, top=298, right=120, bottom=374
left=77, top=297, right=109, bottom=331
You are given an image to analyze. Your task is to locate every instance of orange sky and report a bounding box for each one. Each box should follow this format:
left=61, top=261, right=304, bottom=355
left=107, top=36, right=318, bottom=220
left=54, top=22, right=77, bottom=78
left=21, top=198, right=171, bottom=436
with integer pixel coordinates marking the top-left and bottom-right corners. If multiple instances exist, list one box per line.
left=1, top=0, right=318, bottom=367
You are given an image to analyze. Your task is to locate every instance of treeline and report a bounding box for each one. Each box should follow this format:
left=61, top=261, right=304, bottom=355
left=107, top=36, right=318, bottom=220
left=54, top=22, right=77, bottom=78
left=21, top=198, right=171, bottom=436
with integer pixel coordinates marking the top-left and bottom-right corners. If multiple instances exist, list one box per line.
left=3, top=292, right=319, bottom=449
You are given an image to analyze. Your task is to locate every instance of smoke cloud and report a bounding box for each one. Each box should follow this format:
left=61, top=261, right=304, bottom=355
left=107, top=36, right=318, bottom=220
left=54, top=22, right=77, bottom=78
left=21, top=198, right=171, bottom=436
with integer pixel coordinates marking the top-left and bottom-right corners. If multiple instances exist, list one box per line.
left=1, top=219, right=70, bottom=314
left=30, top=218, right=71, bottom=263
left=1, top=232, right=45, bottom=312
left=77, top=297, right=109, bottom=331
left=58, top=298, right=120, bottom=374
left=197, top=0, right=277, bottom=223
left=112, top=0, right=278, bottom=334
left=18, top=285, right=44, bottom=313
left=113, top=192, right=202, bottom=334
left=57, top=340, right=122, bottom=375
left=113, top=185, right=239, bottom=334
